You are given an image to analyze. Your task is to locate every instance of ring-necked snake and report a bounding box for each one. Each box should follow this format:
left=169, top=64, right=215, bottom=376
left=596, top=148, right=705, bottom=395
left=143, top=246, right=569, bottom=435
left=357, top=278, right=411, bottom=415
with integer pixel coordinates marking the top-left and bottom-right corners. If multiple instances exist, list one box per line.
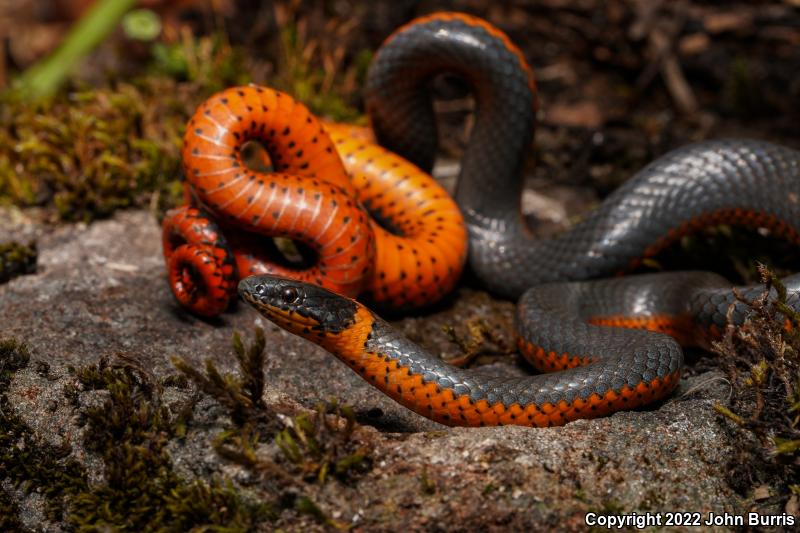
left=239, top=272, right=800, bottom=427
left=236, top=13, right=800, bottom=427
left=162, top=85, right=467, bottom=316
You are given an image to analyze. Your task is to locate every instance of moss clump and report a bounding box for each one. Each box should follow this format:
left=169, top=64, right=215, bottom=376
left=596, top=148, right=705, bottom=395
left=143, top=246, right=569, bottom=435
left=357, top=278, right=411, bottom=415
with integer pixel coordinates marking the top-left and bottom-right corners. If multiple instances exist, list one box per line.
left=4, top=326, right=382, bottom=529
left=1, top=337, right=272, bottom=530
left=0, top=240, right=37, bottom=284
left=172, top=328, right=274, bottom=428
left=175, top=328, right=371, bottom=526
left=0, top=338, right=88, bottom=522
left=1, top=18, right=253, bottom=223
left=0, top=338, right=30, bottom=385
left=0, top=332, right=273, bottom=531
left=0, top=8, right=373, bottom=222
left=712, top=265, right=800, bottom=507
left=67, top=356, right=272, bottom=530
left=0, top=81, right=189, bottom=222
left=0, top=489, right=24, bottom=532
left=175, top=328, right=368, bottom=484
left=275, top=399, right=368, bottom=484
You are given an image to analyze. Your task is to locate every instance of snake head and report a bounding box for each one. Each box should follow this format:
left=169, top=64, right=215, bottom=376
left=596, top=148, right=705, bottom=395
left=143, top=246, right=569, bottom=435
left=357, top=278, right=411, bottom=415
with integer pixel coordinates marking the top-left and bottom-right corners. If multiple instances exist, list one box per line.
left=238, top=275, right=359, bottom=336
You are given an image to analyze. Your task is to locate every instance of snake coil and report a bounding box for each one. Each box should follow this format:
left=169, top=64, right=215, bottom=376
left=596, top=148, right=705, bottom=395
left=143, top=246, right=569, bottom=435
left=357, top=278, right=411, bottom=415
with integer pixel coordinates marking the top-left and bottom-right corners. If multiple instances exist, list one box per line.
left=162, top=86, right=467, bottom=316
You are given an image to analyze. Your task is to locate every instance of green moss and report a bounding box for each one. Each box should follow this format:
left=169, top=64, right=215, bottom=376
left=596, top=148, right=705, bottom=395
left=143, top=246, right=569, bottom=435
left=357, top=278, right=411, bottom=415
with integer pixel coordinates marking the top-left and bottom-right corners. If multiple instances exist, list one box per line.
left=0, top=9, right=373, bottom=222
left=0, top=489, right=25, bottom=532
left=0, top=82, right=186, bottom=222
left=174, top=328, right=296, bottom=487
left=1, top=337, right=271, bottom=530
left=175, top=328, right=369, bottom=485
left=0, top=338, right=30, bottom=384
left=295, top=494, right=350, bottom=530
left=174, top=328, right=372, bottom=527
left=3, top=327, right=370, bottom=528
left=232, top=328, right=268, bottom=411
left=275, top=399, right=368, bottom=484
left=712, top=265, right=800, bottom=506
left=172, top=328, right=273, bottom=427
left=0, top=27, right=248, bottom=223
left=0, top=338, right=88, bottom=522
left=67, top=356, right=272, bottom=530
left=0, top=241, right=37, bottom=284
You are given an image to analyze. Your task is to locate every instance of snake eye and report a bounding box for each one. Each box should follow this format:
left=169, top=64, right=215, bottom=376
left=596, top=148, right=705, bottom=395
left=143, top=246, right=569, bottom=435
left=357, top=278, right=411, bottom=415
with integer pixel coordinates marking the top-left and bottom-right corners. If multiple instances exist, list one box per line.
left=281, top=287, right=298, bottom=304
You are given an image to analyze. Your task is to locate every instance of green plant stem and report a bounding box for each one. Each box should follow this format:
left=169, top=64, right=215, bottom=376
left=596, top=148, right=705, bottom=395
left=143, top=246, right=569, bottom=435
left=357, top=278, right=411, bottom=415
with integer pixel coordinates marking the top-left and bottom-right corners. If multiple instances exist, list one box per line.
left=15, top=0, right=137, bottom=99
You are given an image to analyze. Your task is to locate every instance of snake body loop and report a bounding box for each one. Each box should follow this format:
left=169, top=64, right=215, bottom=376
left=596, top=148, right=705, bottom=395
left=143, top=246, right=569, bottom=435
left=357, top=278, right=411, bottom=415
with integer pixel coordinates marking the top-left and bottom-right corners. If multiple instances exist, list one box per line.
left=326, top=124, right=467, bottom=308
left=366, top=14, right=800, bottom=299
left=367, top=12, right=537, bottom=228
left=163, top=86, right=467, bottom=316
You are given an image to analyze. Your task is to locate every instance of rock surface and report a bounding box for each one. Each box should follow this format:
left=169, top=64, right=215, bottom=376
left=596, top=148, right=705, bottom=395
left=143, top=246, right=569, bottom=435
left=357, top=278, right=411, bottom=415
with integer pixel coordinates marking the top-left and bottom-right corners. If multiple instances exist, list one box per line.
left=1, top=208, right=750, bottom=531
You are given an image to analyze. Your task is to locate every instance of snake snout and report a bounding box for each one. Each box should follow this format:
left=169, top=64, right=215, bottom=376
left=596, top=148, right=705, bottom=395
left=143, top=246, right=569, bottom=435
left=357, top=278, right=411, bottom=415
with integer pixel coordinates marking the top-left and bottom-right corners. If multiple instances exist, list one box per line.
left=238, top=275, right=303, bottom=308
left=237, top=275, right=266, bottom=304
left=239, top=274, right=361, bottom=335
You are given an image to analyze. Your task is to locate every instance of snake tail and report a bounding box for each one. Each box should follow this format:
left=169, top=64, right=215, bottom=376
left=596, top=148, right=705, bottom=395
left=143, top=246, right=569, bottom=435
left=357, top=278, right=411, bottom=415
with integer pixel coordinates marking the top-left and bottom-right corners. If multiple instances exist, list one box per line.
left=162, top=206, right=239, bottom=316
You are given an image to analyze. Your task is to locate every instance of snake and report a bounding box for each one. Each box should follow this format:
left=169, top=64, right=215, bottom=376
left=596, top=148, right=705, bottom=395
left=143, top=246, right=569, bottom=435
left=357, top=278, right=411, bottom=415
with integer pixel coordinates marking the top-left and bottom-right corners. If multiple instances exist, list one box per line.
left=162, top=85, right=467, bottom=316
left=236, top=12, right=800, bottom=427
left=239, top=272, right=800, bottom=427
